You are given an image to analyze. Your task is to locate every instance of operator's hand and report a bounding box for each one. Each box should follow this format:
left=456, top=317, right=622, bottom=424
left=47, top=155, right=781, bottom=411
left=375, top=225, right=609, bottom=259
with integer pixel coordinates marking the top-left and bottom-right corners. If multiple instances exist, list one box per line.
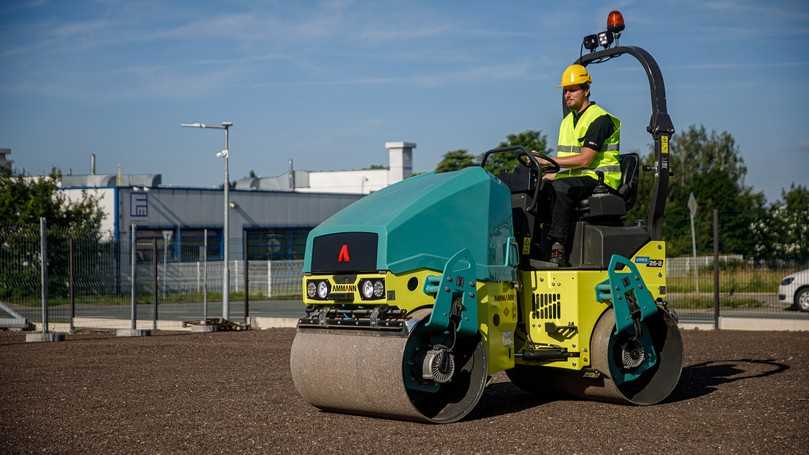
left=530, top=150, right=551, bottom=166
left=542, top=173, right=556, bottom=181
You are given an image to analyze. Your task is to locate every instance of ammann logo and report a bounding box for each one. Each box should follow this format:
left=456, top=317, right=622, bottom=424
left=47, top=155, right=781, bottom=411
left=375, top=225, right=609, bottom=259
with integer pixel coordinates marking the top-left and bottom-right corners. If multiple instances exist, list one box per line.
left=332, top=284, right=357, bottom=293
left=494, top=293, right=515, bottom=302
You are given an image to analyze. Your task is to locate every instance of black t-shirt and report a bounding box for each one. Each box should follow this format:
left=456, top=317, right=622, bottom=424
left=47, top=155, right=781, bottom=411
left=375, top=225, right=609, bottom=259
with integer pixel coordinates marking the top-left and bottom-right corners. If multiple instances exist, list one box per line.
left=571, top=102, right=614, bottom=152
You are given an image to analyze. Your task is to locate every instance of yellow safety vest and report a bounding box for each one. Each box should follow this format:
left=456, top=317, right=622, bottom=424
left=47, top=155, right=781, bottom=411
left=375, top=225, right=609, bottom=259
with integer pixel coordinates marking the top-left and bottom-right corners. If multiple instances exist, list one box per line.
left=556, top=103, right=621, bottom=190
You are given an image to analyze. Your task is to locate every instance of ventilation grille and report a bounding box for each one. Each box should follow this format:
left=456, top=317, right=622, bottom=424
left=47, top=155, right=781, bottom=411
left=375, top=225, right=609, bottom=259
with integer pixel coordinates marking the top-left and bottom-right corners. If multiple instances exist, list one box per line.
left=532, top=293, right=561, bottom=320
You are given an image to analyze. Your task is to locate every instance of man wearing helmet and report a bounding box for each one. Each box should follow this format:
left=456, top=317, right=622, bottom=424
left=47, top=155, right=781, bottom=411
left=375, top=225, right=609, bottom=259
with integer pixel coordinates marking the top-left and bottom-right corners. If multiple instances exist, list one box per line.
left=537, top=64, right=622, bottom=266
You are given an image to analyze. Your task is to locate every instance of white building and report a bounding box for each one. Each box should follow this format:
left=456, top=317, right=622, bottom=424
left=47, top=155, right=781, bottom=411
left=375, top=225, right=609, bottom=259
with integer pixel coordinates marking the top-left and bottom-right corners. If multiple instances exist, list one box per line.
left=235, top=142, right=415, bottom=194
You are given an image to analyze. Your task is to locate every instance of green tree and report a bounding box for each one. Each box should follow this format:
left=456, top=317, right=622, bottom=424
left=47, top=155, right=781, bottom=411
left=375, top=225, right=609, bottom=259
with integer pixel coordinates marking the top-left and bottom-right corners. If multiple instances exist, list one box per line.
left=754, top=185, right=809, bottom=263
left=626, top=125, right=767, bottom=258
left=436, top=149, right=476, bottom=173
left=0, top=171, right=106, bottom=299
left=483, top=130, right=550, bottom=176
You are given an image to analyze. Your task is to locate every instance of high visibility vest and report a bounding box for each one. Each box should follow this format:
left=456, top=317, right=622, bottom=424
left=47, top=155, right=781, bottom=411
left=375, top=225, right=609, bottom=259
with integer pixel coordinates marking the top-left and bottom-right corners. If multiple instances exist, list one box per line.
left=555, top=103, right=621, bottom=190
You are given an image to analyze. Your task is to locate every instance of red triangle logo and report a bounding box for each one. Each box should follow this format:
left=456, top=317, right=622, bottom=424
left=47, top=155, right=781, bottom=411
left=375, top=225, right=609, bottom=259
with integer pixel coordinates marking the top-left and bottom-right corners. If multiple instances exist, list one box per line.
left=338, top=244, right=351, bottom=263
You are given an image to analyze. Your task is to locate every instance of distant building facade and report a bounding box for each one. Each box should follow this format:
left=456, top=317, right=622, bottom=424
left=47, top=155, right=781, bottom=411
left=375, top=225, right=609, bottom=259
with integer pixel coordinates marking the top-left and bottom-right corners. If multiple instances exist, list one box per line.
left=234, top=142, right=415, bottom=194
left=56, top=141, right=416, bottom=261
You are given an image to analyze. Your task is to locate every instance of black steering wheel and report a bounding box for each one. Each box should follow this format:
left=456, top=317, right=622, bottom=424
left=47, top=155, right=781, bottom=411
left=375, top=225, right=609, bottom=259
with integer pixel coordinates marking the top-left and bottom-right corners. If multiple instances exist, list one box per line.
left=480, top=146, right=561, bottom=212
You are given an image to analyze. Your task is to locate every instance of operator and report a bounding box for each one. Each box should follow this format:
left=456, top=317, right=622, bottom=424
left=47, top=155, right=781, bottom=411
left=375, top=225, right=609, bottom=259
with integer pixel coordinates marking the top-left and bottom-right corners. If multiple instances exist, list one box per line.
left=536, top=64, right=621, bottom=265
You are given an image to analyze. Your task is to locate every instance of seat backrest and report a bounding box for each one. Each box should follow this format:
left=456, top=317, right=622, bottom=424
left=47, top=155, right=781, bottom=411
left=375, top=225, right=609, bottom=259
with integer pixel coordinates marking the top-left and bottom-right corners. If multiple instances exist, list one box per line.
left=617, top=153, right=639, bottom=211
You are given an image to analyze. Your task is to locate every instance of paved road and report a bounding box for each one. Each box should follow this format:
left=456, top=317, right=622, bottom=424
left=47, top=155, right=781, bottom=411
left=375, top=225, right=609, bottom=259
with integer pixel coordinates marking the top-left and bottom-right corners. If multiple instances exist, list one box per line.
left=7, top=299, right=307, bottom=323
left=5, top=295, right=806, bottom=324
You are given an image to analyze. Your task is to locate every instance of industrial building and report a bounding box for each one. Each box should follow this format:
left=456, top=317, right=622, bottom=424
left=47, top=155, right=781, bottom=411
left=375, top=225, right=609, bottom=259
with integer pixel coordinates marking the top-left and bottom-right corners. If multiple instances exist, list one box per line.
left=48, top=141, right=416, bottom=261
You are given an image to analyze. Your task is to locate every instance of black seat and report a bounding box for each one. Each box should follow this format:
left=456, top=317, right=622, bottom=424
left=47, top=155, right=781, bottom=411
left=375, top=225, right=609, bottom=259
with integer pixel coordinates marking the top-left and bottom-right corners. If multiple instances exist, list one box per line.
left=577, top=153, right=640, bottom=220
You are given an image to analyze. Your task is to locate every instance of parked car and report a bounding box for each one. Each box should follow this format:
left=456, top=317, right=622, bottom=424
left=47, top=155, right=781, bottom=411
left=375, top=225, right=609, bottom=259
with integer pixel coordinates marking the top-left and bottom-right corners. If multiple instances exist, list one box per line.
left=779, top=269, right=809, bottom=312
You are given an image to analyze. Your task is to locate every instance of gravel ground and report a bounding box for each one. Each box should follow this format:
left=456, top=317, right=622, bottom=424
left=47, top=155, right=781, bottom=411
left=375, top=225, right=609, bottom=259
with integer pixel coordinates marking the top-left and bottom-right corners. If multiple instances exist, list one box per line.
left=1, top=328, right=808, bottom=454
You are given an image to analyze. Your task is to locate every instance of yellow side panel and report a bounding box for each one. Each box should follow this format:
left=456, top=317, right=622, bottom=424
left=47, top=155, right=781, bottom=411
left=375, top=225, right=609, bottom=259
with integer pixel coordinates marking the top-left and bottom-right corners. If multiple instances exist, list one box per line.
left=631, top=241, right=668, bottom=301
left=519, top=270, right=608, bottom=369
left=517, top=240, right=668, bottom=371
left=476, top=281, right=517, bottom=375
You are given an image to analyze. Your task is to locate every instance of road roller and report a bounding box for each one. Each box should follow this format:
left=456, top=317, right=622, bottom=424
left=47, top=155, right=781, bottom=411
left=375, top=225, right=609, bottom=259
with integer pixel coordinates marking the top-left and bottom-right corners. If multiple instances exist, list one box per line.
left=290, top=11, right=683, bottom=423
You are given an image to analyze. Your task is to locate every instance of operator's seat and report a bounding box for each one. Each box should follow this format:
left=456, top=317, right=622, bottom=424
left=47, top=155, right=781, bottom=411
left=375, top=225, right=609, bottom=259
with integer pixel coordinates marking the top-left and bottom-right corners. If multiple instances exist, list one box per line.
left=577, top=153, right=640, bottom=221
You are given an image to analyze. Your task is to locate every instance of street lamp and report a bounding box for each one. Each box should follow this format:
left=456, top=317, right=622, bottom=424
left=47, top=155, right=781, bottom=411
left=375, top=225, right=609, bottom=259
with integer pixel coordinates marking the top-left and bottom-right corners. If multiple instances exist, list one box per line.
left=181, top=121, right=233, bottom=321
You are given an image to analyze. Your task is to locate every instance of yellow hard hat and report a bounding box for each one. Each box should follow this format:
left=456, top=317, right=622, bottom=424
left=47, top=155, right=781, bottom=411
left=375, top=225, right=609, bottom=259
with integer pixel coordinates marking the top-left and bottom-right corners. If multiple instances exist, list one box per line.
left=560, top=64, right=591, bottom=88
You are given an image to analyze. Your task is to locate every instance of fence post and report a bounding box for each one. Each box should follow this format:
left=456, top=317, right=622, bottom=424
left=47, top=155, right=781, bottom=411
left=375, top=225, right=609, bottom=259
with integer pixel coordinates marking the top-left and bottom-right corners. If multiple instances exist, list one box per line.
left=234, top=260, right=239, bottom=293
left=130, top=224, right=137, bottom=330
left=153, top=240, right=159, bottom=331
left=713, top=209, right=720, bottom=330
left=267, top=260, right=272, bottom=298
left=69, top=236, right=75, bottom=333
left=203, top=229, right=208, bottom=321
left=40, top=217, right=48, bottom=335
left=243, top=234, right=249, bottom=326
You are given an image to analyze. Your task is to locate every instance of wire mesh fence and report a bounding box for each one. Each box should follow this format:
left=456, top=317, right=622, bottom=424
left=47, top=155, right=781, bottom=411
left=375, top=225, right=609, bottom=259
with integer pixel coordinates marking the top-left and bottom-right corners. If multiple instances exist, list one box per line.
left=665, top=257, right=807, bottom=320
left=1, top=220, right=807, bottom=330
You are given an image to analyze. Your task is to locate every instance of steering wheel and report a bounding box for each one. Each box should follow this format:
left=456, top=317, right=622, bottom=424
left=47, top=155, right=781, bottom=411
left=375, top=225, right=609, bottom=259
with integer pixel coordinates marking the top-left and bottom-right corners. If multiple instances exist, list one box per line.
left=480, top=146, right=560, bottom=212
left=519, top=151, right=561, bottom=174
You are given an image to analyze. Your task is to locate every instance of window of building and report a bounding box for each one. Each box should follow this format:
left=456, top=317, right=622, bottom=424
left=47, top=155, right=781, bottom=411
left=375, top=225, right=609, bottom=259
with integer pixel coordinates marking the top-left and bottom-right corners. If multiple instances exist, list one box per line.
left=134, top=227, right=222, bottom=262
left=180, top=228, right=222, bottom=261
left=245, top=227, right=312, bottom=260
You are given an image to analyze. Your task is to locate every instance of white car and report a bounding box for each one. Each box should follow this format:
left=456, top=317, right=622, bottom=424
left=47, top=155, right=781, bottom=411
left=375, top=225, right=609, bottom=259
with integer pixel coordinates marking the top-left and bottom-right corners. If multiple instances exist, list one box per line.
left=779, top=269, right=809, bottom=312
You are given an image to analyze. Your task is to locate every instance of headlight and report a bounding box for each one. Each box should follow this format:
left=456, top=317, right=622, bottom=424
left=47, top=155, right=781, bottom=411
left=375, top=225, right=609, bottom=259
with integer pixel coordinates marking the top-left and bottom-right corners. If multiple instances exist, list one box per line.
left=781, top=277, right=795, bottom=286
left=362, top=281, right=375, bottom=299
left=307, top=281, right=317, bottom=298
left=373, top=280, right=384, bottom=298
left=317, top=281, right=330, bottom=299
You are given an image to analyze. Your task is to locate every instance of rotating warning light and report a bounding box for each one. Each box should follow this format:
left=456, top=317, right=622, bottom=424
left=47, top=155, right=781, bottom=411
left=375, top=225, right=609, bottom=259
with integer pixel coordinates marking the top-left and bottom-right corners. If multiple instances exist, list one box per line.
left=607, top=10, right=625, bottom=34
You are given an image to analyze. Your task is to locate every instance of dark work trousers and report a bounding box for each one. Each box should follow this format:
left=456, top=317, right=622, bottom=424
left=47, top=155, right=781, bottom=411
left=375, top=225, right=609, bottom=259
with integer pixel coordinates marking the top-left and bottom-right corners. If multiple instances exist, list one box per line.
left=544, top=176, right=598, bottom=246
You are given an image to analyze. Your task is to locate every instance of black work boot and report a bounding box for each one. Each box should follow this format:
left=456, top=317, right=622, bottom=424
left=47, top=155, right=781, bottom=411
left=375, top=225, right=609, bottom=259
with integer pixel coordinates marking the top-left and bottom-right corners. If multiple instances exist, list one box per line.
left=549, top=242, right=570, bottom=267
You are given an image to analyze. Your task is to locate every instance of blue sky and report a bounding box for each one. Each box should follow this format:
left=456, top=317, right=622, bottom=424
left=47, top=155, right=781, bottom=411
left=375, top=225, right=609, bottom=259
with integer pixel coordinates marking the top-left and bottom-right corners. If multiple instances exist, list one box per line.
left=1, top=0, right=807, bottom=201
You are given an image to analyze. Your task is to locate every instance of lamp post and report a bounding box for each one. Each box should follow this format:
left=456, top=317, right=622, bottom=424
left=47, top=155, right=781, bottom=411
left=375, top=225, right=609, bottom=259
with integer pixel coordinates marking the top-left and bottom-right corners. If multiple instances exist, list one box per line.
left=181, top=121, right=233, bottom=321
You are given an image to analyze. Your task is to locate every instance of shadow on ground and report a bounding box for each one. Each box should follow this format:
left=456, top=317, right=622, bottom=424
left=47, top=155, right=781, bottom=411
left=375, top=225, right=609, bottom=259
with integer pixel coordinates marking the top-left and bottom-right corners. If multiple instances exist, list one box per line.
left=469, top=357, right=790, bottom=420
left=668, top=358, right=790, bottom=402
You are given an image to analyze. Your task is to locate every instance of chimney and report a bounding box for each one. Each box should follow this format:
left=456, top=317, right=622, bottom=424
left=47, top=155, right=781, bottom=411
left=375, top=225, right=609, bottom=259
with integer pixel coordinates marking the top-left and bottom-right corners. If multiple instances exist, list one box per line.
left=288, top=159, right=295, bottom=190
left=385, top=141, right=415, bottom=184
left=91, top=153, right=96, bottom=175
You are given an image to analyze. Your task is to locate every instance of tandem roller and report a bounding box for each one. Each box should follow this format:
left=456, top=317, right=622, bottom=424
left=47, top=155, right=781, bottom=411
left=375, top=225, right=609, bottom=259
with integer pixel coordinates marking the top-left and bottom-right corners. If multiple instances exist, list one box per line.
left=290, top=10, right=684, bottom=422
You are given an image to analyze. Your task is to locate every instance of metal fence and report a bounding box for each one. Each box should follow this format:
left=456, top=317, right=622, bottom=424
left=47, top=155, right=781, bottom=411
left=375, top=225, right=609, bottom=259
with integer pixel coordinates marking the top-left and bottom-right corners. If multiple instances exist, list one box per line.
left=0, top=220, right=305, bottom=329
left=1, top=219, right=807, bottom=331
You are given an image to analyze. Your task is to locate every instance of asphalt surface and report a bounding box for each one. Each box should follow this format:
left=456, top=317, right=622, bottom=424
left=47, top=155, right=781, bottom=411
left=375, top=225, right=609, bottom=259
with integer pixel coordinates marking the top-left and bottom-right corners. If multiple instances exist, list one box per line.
left=8, top=297, right=808, bottom=324
left=1, top=328, right=808, bottom=454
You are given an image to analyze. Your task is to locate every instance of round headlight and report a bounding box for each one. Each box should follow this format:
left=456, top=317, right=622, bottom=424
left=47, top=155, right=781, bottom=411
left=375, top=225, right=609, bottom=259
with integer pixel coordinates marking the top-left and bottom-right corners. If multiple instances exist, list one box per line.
left=317, top=281, right=329, bottom=299
left=307, top=281, right=317, bottom=298
left=362, top=280, right=375, bottom=299
left=373, top=280, right=384, bottom=298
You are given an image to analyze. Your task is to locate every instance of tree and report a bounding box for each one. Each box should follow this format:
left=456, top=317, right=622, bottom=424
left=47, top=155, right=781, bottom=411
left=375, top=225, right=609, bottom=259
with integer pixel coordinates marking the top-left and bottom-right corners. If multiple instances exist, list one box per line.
left=0, top=171, right=106, bottom=299
left=436, top=150, right=476, bottom=173
left=626, top=125, right=767, bottom=258
left=0, top=172, right=104, bottom=232
left=483, top=130, right=551, bottom=177
left=364, top=164, right=387, bottom=170
left=754, top=185, right=809, bottom=263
